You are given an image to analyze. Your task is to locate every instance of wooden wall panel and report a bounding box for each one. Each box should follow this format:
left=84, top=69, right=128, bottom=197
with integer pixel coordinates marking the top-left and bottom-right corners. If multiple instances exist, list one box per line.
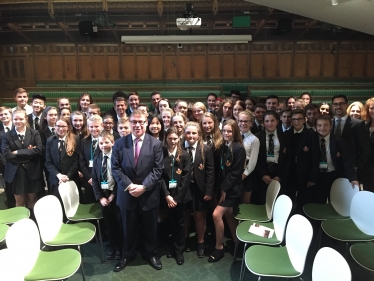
left=122, top=56, right=135, bottom=80
left=64, top=56, right=77, bottom=80
left=279, top=54, right=292, bottom=77
left=265, top=53, right=278, bottom=77
left=309, top=54, right=321, bottom=77
left=222, top=54, right=234, bottom=79
left=338, top=53, right=352, bottom=77
left=207, top=54, right=220, bottom=79
left=107, top=56, right=120, bottom=80
left=367, top=54, right=374, bottom=77
left=136, top=56, right=149, bottom=80
left=92, top=56, right=107, bottom=80
left=164, top=56, right=177, bottom=79
left=79, top=56, right=93, bottom=80
left=178, top=55, right=192, bottom=79
left=294, top=54, right=307, bottom=77
left=35, top=56, right=50, bottom=80
left=322, top=54, right=335, bottom=77
left=192, top=55, right=206, bottom=79
left=251, top=54, right=263, bottom=77
left=352, top=53, right=365, bottom=77
left=235, top=54, right=248, bottom=78
left=149, top=56, right=163, bottom=80
left=49, top=56, right=63, bottom=80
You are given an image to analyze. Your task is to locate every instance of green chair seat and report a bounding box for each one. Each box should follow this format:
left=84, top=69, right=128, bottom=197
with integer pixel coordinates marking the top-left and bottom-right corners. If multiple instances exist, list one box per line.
left=0, top=207, right=30, bottom=224
left=304, top=203, right=348, bottom=220
left=0, top=224, right=9, bottom=242
left=237, top=220, right=280, bottom=245
left=69, top=203, right=102, bottom=221
left=236, top=204, right=269, bottom=222
left=245, top=245, right=300, bottom=277
left=350, top=243, right=374, bottom=271
left=24, top=249, right=81, bottom=281
left=322, top=219, right=374, bottom=242
left=45, top=222, right=95, bottom=246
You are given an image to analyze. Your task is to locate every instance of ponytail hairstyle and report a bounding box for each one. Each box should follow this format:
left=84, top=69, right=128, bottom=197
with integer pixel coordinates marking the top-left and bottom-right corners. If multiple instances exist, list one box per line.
left=164, top=127, right=182, bottom=163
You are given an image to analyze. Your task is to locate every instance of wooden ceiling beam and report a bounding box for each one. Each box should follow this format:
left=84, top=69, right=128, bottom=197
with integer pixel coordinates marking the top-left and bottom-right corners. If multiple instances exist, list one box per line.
left=296, top=19, right=318, bottom=40
left=253, top=8, right=273, bottom=38
left=57, top=21, right=76, bottom=44
left=7, top=23, right=33, bottom=43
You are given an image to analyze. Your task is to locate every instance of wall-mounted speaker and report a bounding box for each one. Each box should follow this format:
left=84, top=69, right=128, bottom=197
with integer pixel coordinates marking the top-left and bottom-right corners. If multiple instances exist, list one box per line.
left=79, top=21, right=93, bottom=36
left=277, top=18, right=292, bottom=33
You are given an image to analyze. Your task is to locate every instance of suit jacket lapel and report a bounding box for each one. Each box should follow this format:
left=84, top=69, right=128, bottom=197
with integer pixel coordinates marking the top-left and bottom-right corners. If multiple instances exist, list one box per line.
left=137, top=134, right=150, bottom=166
left=97, top=152, right=103, bottom=179
left=11, top=129, right=24, bottom=149
left=51, top=137, right=60, bottom=166
left=125, top=135, right=135, bottom=168
left=164, top=151, right=172, bottom=179
left=342, top=116, right=351, bottom=135
left=23, top=128, right=31, bottom=148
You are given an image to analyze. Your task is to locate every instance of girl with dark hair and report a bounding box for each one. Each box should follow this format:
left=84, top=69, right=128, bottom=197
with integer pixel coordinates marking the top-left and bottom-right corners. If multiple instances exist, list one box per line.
left=244, top=97, right=256, bottom=111
left=70, top=111, right=90, bottom=139
left=77, top=92, right=93, bottom=116
left=146, top=114, right=165, bottom=141
left=40, top=106, right=58, bottom=146
left=233, top=100, right=245, bottom=122
left=286, top=96, right=296, bottom=109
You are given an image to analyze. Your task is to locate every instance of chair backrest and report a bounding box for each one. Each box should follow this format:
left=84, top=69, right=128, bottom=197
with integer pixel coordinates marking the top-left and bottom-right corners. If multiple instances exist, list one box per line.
left=312, top=247, right=351, bottom=281
left=59, top=181, right=80, bottom=218
left=34, top=195, right=63, bottom=242
left=5, top=218, right=40, bottom=279
left=350, top=191, right=374, bottom=235
left=272, top=195, right=292, bottom=243
left=265, top=180, right=280, bottom=219
left=286, top=214, right=313, bottom=273
left=330, top=178, right=359, bottom=217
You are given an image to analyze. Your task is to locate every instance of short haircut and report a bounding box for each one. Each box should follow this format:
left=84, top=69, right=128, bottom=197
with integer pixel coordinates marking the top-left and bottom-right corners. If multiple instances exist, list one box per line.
left=112, top=91, right=127, bottom=102
left=207, top=93, right=217, bottom=99
left=99, top=130, right=114, bottom=142
left=0, top=106, right=12, bottom=115
left=238, top=110, right=254, bottom=122
left=117, top=117, right=129, bottom=126
left=332, top=94, right=348, bottom=104
left=230, top=90, right=241, bottom=96
left=263, top=110, right=280, bottom=121
left=128, top=91, right=139, bottom=98
left=265, top=95, right=279, bottom=102
left=31, top=94, right=46, bottom=102
left=103, top=114, right=114, bottom=122
left=138, top=103, right=149, bottom=112
left=280, top=107, right=292, bottom=115
left=88, top=103, right=100, bottom=111
left=150, top=91, right=161, bottom=97
left=304, top=103, right=318, bottom=112
left=291, top=109, right=306, bottom=118
left=114, top=97, right=127, bottom=104
left=130, top=109, right=147, bottom=119
left=253, top=103, right=266, bottom=111
left=87, top=114, right=103, bottom=124
left=300, top=92, right=312, bottom=102
left=315, top=114, right=332, bottom=125
left=14, top=88, right=27, bottom=97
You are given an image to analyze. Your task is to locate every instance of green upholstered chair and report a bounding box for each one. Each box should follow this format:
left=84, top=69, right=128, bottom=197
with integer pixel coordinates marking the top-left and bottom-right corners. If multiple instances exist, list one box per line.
left=322, top=191, right=374, bottom=257
left=3, top=218, right=81, bottom=281
left=34, top=195, right=96, bottom=281
left=350, top=243, right=374, bottom=272
left=59, top=181, right=104, bottom=263
left=236, top=195, right=292, bottom=281
left=0, top=206, right=30, bottom=224
left=243, top=214, right=313, bottom=280
left=312, top=247, right=351, bottom=281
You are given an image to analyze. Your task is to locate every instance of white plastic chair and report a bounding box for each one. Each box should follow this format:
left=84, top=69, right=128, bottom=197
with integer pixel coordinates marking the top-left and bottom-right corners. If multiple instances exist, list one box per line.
left=265, top=180, right=281, bottom=220
left=312, top=247, right=351, bottom=281
left=330, top=178, right=359, bottom=217
left=350, top=191, right=374, bottom=235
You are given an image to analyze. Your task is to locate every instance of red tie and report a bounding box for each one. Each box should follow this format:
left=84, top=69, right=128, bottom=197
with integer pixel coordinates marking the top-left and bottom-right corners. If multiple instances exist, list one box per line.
left=134, top=138, right=141, bottom=166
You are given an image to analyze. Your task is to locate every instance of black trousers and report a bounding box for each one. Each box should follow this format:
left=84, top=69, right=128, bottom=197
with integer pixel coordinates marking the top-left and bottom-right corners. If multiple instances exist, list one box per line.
left=312, top=170, right=337, bottom=204
left=120, top=205, right=158, bottom=260
left=166, top=203, right=185, bottom=255
left=252, top=163, right=278, bottom=205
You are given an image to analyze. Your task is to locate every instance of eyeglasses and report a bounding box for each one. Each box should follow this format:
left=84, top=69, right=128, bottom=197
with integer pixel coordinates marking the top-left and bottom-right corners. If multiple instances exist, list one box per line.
left=291, top=118, right=305, bottom=122
left=56, top=125, right=68, bottom=128
left=332, top=102, right=347, bottom=107
left=238, top=120, right=251, bottom=123
left=130, top=120, right=146, bottom=125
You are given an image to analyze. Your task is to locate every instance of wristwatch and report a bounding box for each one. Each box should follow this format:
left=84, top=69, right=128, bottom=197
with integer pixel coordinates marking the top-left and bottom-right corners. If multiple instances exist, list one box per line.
left=143, top=185, right=149, bottom=192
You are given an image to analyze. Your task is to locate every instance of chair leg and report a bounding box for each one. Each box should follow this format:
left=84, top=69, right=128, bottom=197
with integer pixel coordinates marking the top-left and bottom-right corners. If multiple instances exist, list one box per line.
left=239, top=243, right=247, bottom=281
left=78, top=245, right=86, bottom=281
left=344, top=242, right=349, bottom=258
left=313, top=224, right=322, bottom=254
left=96, top=219, right=104, bottom=263
left=233, top=239, right=239, bottom=263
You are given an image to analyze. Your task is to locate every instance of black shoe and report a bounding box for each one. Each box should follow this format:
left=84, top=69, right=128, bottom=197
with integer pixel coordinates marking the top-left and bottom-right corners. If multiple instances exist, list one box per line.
left=114, top=251, right=122, bottom=260
left=197, top=243, right=205, bottom=258
left=106, top=250, right=115, bottom=260
left=176, top=253, right=184, bottom=265
left=113, top=257, right=135, bottom=272
left=208, top=248, right=225, bottom=263
left=149, top=256, right=162, bottom=270
left=167, top=251, right=174, bottom=258
left=184, top=239, right=191, bottom=252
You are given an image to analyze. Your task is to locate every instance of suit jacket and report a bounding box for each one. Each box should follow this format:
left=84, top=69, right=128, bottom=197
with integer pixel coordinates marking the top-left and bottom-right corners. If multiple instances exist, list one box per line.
left=0, top=125, right=15, bottom=153
left=113, top=130, right=121, bottom=140
left=219, top=142, right=246, bottom=198
left=1, top=127, right=44, bottom=183
left=327, top=134, right=357, bottom=182
left=111, top=133, right=164, bottom=211
left=45, top=135, right=80, bottom=185
left=255, top=129, right=290, bottom=182
left=184, top=143, right=215, bottom=197
left=79, top=137, right=101, bottom=182
left=365, top=121, right=374, bottom=166
left=0, top=153, right=5, bottom=174
left=161, top=148, right=191, bottom=203
left=285, top=127, right=319, bottom=185
left=91, top=151, right=117, bottom=201
left=331, top=116, right=370, bottom=171
left=251, top=122, right=263, bottom=135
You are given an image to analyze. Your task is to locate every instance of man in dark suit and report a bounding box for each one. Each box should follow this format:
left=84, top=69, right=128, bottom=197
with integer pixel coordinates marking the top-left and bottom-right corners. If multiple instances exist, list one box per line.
left=104, top=92, right=127, bottom=123
left=251, top=103, right=266, bottom=134
left=112, top=110, right=164, bottom=272
left=331, top=94, right=370, bottom=190
left=27, top=94, right=46, bottom=130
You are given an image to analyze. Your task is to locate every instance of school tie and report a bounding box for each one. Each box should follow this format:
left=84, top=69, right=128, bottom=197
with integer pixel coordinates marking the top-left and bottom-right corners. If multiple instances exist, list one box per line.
left=18, top=134, right=24, bottom=144
left=59, top=140, right=64, bottom=157
left=51, top=127, right=55, bottom=136
left=268, top=133, right=274, bottom=156
left=188, top=146, right=194, bottom=175
left=335, top=118, right=342, bottom=137
left=134, top=138, right=141, bottom=166
left=320, top=138, right=328, bottom=172
left=34, top=117, right=40, bottom=130
left=5, top=127, right=10, bottom=132
left=207, top=135, right=213, bottom=147
left=258, top=125, right=263, bottom=131
left=242, top=134, right=245, bottom=140
left=92, top=139, right=97, bottom=152
left=102, top=155, right=108, bottom=182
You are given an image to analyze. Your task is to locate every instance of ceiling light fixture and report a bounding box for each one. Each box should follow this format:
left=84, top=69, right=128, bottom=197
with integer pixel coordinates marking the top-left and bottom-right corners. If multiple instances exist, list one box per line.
left=332, top=0, right=338, bottom=5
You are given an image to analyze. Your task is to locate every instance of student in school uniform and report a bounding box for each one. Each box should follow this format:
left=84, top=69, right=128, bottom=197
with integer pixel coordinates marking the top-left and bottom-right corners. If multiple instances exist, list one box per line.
left=253, top=111, right=291, bottom=205
left=39, top=106, right=58, bottom=148
left=209, top=119, right=246, bottom=262
left=146, top=114, right=165, bottom=142
left=162, top=128, right=191, bottom=265
left=183, top=122, right=215, bottom=258
left=250, top=104, right=266, bottom=135
left=103, top=115, right=121, bottom=140
left=91, top=131, right=123, bottom=261
left=45, top=117, right=80, bottom=201
left=76, top=93, right=93, bottom=117
left=116, top=117, right=131, bottom=138
left=218, top=99, right=234, bottom=131
left=1, top=109, right=44, bottom=210
left=27, top=94, right=46, bottom=131
left=313, top=114, right=359, bottom=204
left=70, top=111, right=90, bottom=140
left=79, top=115, right=103, bottom=204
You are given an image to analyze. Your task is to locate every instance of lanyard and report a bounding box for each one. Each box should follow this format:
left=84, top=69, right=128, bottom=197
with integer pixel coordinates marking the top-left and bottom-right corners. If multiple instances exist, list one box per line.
left=220, top=146, right=231, bottom=170
left=90, top=141, right=97, bottom=160
left=170, top=155, right=175, bottom=181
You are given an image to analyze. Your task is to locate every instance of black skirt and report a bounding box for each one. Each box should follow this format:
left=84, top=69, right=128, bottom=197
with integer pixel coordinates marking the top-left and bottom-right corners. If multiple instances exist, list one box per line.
left=7, top=165, right=44, bottom=195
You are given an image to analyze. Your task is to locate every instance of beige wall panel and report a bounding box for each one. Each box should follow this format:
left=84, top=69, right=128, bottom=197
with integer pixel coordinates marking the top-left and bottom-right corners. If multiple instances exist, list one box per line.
left=265, top=53, right=278, bottom=77
left=192, top=55, right=206, bottom=79
left=207, top=54, right=221, bottom=79
left=279, top=54, right=292, bottom=78
left=35, top=56, right=50, bottom=80
left=179, top=55, right=192, bottom=79
left=235, top=54, right=248, bottom=78
left=79, top=56, right=93, bottom=80
left=309, top=54, right=322, bottom=77
left=122, top=56, right=135, bottom=80
left=352, top=53, right=365, bottom=77
left=149, top=56, right=163, bottom=80
left=164, top=56, right=177, bottom=80
left=107, top=56, right=120, bottom=80
left=136, top=56, right=149, bottom=80
left=251, top=54, right=264, bottom=77
left=367, top=54, right=374, bottom=77
left=92, top=56, right=107, bottom=80
left=64, top=56, right=77, bottom=80
left=49, top=56, right=63, bottom=80
left=222, top=54, right=234, bottom=78
left=322, top=54, right=335, bottom=77
left=338, top=53, right=352, bottom=77
left=294, top=54, right=307, bottom=77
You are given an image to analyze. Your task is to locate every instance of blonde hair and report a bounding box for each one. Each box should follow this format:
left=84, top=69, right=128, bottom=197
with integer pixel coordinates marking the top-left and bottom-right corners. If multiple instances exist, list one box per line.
left=87, top=114, right=103, bottom=124
left=365, top=98, right=374, bottom=122
left=347, top=101, right=366, bottom=120
left=200, top=112, right=223, bottom=150
left=99, top=130, right=114, bottom=142
left=184, top=121, right=205, bottom=162
left=14, top=88, right=27, bottom=97
left=59, top=117, right=77, bottom=153
left=12, top=109, right=29, bottom=128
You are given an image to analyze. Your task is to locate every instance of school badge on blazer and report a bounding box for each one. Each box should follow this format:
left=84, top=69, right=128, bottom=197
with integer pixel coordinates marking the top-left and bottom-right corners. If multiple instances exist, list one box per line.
left=67, top=151, right=74, bottom=156
left=303, top=146, right=309, bottom=152
left=198, top=163, right=205, bottom=170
